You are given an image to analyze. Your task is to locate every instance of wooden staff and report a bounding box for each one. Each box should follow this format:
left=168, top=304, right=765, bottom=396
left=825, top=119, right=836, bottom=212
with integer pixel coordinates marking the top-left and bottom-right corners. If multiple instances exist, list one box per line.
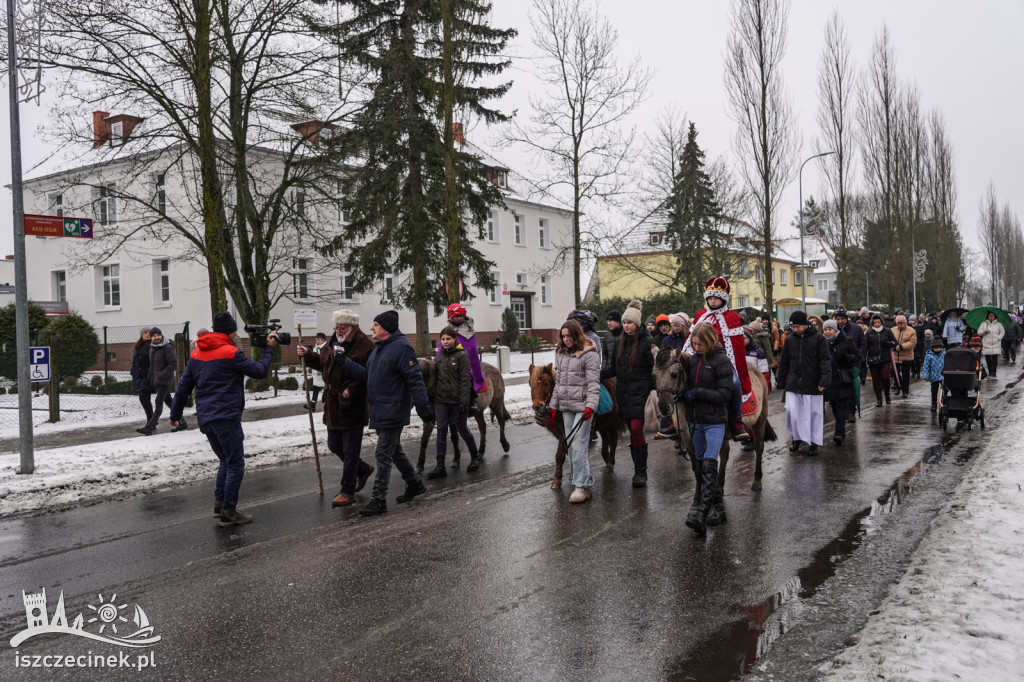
left=298, top=324, right=324, bottom=495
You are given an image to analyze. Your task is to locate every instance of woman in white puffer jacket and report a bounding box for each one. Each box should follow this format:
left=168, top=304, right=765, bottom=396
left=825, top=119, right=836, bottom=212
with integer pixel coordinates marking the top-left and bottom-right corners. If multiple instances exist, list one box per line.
left=978, top=312, right=1005, bottom=378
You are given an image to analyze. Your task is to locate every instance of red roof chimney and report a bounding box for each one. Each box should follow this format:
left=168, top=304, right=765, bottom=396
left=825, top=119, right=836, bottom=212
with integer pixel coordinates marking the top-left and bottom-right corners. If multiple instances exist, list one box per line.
left=453, top=122, right=465, bottom=145
left=93, top=111, right=111, bottom=149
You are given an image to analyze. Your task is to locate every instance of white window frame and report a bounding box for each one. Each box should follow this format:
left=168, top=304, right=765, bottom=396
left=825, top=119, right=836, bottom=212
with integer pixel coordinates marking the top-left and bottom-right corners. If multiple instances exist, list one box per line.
left=293, top=190, right=306, bottom=218
left=817, top=278, right=828, bottom=292
left=486, top=210, right=498, bottom=242
left=738, top=295, right=749, bottom=308
left=515, top=272, right=528, bottom=288
left=737, top=260, right=749, bottom=278
left=52, top=270, right=66, bottom=302
left=540, top=275, right=550, bottom=305
left=754, top=297, right=761, bottom=307
left=110, top=121, right=123, bottom=143
left=153, top=258, right=171, bottom=305
left=488, top=270, right=501, bottom=305
left=514, top=213, right=524, bottom=246
left=156, top=173, right=166, bottom=214
left=97, top=183, right=117, bottom=225
left=538, top=218, right=548, bottom=249
left=780, top=269, right=787, bottom=286
left=381, top=272, right=395, bottom=304
left=99, top=264, right=120, bottom=308
left=650, top=232, right=662, bottom=246
left=794, top=269, right=803, bottom=287
left=51, top=193, right=63, bottom=217
left=292, top=257, right=313, bottom=301
left=340, top=270, right=359, bottom=303
left=754, top=266, right=763, bottom=283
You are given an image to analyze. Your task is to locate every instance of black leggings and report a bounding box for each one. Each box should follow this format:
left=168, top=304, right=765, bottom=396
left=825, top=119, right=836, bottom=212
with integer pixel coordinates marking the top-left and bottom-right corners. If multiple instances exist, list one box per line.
left=985, top=354, right=999, bottom=377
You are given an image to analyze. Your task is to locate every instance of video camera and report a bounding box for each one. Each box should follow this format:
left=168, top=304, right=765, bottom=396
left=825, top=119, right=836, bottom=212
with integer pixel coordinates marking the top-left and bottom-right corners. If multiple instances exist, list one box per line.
left=244, top=319, right=292, bottom=347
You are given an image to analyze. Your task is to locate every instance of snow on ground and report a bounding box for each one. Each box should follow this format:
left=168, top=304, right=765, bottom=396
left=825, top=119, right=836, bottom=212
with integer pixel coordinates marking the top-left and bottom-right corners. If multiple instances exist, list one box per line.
left=823, top=397, right=1024, bottom=681
left=0, top=383, right=537, bottom=516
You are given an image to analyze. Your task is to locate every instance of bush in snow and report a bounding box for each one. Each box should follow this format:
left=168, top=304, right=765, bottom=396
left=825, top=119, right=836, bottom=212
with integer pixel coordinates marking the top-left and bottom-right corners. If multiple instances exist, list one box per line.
left=278, top=376, right=299, bottom=391
left=90, top=375, right=103, bottom=387
left=245, top=377, right=272, bottom=393
left=44, top=312, right=101, bottom=382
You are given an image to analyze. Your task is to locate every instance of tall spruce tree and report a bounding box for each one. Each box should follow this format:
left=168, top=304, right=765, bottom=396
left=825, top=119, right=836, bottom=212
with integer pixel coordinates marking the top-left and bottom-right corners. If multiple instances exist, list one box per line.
left=320, top=0, right=514, bottom=353
left=665, top=123, right=723, bottom=312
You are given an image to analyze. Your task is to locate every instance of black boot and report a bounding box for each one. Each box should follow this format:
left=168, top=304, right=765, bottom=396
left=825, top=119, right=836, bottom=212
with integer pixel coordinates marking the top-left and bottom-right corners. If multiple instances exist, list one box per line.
left=631, top=444, right=648, bottom=488
left=466, top=451, right=482, bottom=472
left=396, top=478, right=427, bottom=503
left=705, top=474, right=726, bottom=527
left=426, top=458, right=447, bottom=479
left=686, top=458, right=718, bottom=536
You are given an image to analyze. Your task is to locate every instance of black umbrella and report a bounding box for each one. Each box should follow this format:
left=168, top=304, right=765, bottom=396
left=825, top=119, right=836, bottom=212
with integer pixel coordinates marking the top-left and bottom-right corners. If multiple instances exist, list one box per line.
left=939, top=307, right=969, bottom=327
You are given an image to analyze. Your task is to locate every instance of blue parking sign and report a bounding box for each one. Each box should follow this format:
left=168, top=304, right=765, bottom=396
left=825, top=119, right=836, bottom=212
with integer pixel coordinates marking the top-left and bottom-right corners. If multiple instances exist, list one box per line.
left=29, top=347, right=50, bottom=382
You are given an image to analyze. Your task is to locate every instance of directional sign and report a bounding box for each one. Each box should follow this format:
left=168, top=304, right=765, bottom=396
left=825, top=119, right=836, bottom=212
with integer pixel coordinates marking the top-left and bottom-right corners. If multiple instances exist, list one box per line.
left=29, top=347, right=50, bottom=382
left=24, top=214, right=94, bottom=239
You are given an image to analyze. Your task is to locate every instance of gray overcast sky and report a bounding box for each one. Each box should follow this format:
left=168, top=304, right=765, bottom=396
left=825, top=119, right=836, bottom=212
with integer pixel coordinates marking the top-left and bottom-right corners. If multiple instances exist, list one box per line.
left=2, top=0, right=1021, bottom=259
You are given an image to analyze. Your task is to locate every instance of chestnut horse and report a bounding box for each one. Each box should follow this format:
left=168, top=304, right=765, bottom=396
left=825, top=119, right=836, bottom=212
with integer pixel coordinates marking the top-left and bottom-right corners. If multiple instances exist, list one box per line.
left=416, top=360, right=511, bottom=470
left=651, top=348, right=777, bottom=518
left=528, top=363, right=626, bottom=490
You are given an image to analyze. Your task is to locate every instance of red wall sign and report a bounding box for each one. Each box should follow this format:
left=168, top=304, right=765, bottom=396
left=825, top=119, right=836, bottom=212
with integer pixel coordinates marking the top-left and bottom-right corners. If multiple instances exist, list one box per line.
left=24, top=214, right=94, bottom=239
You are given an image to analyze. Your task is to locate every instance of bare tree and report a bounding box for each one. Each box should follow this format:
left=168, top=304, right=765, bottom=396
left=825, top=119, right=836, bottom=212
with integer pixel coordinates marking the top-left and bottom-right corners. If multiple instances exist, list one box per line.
left=816, top=10, right=857, bottom=305
left=724, top=0, right=798, bottom=323
left=504, top=0, right=651, bottom=306
left=978, top=184, right=1001, bottom=305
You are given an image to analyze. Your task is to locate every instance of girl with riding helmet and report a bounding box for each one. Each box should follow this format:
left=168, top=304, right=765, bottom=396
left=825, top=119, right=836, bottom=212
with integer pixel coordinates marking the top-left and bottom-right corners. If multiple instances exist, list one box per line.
left=439, top=303, right=487, bottom=395
left=600, top=299, right=657, bottom=488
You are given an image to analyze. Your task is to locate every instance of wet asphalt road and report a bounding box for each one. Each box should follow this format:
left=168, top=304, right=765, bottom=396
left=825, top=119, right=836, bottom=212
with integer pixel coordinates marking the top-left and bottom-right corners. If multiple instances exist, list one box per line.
left=1, top=369, right=1020, bottom=681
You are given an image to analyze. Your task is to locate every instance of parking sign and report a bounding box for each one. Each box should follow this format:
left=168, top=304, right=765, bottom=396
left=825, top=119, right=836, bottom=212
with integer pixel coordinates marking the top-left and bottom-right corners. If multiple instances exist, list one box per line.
left=29, top=347, right=50, bottom=382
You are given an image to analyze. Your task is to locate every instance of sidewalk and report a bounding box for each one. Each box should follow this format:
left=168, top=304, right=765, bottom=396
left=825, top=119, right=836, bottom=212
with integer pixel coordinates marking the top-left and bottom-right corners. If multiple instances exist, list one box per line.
left=822, top=382, right=1024, bottom=680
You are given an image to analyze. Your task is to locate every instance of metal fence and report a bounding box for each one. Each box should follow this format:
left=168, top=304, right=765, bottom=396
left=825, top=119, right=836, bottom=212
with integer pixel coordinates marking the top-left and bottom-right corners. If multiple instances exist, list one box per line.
left=0, top=322, right=190, bottom=430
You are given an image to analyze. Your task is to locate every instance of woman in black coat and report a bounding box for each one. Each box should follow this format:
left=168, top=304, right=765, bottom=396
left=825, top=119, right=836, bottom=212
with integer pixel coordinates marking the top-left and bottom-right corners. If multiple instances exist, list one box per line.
left=864, top=314, right=897, bottom=406
left=822, top=321, right=861, bottom=445
left=601, top=299, right=657, bottom=488
left=130, top=328, right=153, bottom=423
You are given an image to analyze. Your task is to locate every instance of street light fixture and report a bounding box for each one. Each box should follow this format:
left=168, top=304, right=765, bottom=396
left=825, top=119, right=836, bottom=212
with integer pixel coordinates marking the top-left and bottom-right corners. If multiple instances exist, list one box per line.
left=799, top=151, right=835, bottom=312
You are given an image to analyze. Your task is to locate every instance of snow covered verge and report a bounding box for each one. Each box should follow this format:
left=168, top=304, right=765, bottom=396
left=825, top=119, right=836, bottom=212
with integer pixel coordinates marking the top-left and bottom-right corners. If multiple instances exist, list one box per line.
left=0, top=383, right=537, bottom=518
left=823, top=398, right=1024, bottom=680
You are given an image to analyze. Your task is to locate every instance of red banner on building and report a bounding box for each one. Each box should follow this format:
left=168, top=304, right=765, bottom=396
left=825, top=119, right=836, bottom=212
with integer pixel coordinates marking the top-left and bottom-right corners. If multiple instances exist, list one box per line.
left=24, top=214, right=94, bottom=239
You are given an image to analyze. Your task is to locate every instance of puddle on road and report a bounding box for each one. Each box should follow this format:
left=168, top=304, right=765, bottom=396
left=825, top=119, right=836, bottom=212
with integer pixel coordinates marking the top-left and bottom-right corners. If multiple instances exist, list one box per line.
left=668, top=435, right=971, bottom=681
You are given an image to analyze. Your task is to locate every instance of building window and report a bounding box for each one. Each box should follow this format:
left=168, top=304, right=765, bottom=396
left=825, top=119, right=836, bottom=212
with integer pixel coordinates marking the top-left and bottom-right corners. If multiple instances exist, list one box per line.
left=515, top=272, right=527, bottom=288
left=293, top=190, right=306, bottom=218
left=110, top=121, right=123, bottom=143
left=154, top=259, right=171, bottom=304
left=817, top=278, right=828, bottom=292
left=488, top=270, right=501, bottom=305
left=780, top=269, right=787, bottom=286
left=340, top=271, right=359, bottom=302
left=101, top=264, right=120, bottom=307
left=511, top=300, right=527, bottom=329
left=794, top=270, right=803, bottom=287
left=737, top=260, right=749, bottom=278
left=754, top=297, right=761, bottom=307
left=738, top=295, right=749, bottom=307
left=51, top=193, right=63, bottom=217
left=754, top=266, right=763, bottom=283
left=155, top=173, right=166, bottom=214
left=770, top=268, right=775, bottom=283
left=293, top=257, right=311, bottom=300
left=52, top=270, right=66, bottom=302
left=650, top=232, right=663, bottom=246
left=340, top=205, right=351, bottom=225
left=381, top=273, right=395, bottom=304
left=514, top=214, right=524, bottom=246
left=487, top=211, right=497, bottom=242
left=540, top=275, right=550, bottom=305
left=723, top=259, right=732, bottom=278
left=538, top=218, right=548, bottom=249
left=97, top=183, right=117, bottom=225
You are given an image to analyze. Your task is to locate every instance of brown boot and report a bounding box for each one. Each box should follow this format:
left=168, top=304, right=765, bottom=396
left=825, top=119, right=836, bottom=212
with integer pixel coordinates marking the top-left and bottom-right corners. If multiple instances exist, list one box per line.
left=218, top=508, right=253, bottom=527
left=332, top=492, right=355, bottom=507
left=355, top=466, right=374, bottom=493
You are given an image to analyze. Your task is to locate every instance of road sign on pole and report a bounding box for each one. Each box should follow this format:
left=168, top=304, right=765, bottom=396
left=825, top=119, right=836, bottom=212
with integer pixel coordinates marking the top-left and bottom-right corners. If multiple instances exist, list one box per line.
left=24, top=214, right=94, bottom=239
left=29, top=346, right=50, bottom=382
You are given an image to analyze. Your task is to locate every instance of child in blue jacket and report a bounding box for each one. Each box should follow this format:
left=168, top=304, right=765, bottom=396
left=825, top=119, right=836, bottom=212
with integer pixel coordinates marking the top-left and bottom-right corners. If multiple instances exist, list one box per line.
left=921, top=337, right=946, bottom=411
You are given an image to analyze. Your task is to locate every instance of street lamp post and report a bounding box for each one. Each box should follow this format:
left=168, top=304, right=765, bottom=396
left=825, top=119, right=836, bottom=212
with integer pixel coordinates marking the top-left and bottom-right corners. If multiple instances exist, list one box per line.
left=799, top=151, right=835, bottom=312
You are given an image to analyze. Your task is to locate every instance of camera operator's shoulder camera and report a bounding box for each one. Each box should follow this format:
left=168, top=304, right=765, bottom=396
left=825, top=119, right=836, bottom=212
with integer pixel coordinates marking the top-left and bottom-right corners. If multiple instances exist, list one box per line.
left=244, top=319, right=292, bottom=347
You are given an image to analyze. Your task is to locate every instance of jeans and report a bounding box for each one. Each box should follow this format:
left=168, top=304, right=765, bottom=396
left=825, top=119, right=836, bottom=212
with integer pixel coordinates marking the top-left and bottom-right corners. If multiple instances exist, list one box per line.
left=202, top=419, right=246, bottom=510
left=327, top=427, right=372, bottom=495
left=145, top=386, right=173, bottom=429
left=562, top=410, right=594, bottom=488
left=434, top=403, right=478, bottom=462
left=690, top=422, right=726, bottom=461
left=371, top=427, right=421, bottom=502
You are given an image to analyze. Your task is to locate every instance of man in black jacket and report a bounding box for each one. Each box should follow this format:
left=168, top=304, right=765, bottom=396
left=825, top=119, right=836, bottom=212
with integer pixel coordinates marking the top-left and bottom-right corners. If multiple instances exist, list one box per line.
left=776, top=310, right=831, bottom=456
left=137, top=327, right=186, bottom=435
left=601, top=310, right=622, bottom=372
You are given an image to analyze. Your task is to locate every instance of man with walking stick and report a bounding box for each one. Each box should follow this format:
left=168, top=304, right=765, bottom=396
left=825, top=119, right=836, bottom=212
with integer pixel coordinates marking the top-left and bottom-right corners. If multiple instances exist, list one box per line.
left=169, top=312, right=276, bottom=526
left=297, top=310, right=375, bottom=507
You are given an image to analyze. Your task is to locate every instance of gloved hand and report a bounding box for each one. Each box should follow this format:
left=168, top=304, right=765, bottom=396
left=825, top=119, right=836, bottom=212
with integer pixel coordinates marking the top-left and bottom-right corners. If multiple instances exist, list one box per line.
left=333, top=345, right=346, bottom=358
left=582, top=407, right=593, bottom=421
left=549, top=408, right=558, bottom=422
left=681, top=388, right=697, bottom=402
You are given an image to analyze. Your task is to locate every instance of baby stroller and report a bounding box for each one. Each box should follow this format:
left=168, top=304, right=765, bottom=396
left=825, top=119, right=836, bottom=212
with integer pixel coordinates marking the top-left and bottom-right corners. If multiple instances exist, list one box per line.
left=937, top=347, right=985, bottom=431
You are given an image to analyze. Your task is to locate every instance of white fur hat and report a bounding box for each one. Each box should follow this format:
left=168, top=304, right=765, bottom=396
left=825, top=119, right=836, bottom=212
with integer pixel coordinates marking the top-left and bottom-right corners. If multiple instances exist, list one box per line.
left=333, top=309, right=359, bottom=326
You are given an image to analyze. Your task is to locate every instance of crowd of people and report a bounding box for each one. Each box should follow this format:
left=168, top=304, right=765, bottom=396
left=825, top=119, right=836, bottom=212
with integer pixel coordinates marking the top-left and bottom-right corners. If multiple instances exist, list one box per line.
left=136, top=277, right=1023, bottom=532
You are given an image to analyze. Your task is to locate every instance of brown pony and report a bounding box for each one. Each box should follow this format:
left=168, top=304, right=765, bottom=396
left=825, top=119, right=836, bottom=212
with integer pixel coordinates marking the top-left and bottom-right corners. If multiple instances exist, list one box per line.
left=652, top=348, right=777, bottom=518
left=416, top=359, right=511, bottom=470
left=528, top=364, right=626, bottom=490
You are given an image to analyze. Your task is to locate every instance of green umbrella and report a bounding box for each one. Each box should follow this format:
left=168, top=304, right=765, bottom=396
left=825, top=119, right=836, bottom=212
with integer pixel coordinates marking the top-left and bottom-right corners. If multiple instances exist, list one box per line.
left=966, top=305, right=1011, bottom=330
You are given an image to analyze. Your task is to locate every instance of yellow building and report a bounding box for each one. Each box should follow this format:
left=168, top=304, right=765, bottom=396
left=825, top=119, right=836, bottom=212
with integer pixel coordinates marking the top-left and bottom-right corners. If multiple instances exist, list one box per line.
left=596, top=226, right=828, bottom=314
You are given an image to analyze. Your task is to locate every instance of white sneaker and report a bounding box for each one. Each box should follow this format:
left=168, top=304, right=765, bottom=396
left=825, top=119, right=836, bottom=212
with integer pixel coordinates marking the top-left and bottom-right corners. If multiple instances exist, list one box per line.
left=569, top=487, right=592, bottom=503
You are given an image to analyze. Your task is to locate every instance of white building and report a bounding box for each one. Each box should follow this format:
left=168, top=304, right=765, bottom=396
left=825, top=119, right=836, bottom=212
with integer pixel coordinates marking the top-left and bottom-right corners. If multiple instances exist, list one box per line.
left=22, top=112, right=574, bottom=363
left=774, top=235, right=839, bottom=307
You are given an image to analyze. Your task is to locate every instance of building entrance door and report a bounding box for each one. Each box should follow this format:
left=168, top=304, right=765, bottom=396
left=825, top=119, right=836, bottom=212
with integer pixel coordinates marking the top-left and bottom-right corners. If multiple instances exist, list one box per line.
left=509, top=294, right=533, bottom=330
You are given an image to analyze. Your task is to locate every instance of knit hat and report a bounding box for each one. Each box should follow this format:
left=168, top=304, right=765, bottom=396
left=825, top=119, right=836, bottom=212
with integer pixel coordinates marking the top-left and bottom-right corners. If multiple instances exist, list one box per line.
left=742, top=325, right=754, bottom=344
left=606, top=310, right=622, bottom=323
left=374, top=310, right=399, bottom=334
left=669, top=313, right=686, bottom=326
left=149, top=326, right=164, bottom=338
left=621, top=299, right=644, bottom=327
left=823, top=319, right=839, bottom=332
left=834, top=308, right=848, bottom=320
left=789, top=310, right=809, bottom=326
left=924, top=329, right=934, bottom=338
left=895, top=315, right=907, bottom=325
left=333, top=309, right=359, bottom=326
left=656, top=314, right=670, bottom=325
left=646, top=317, right=656, bottom=326
left=447, top=303, right=467, bottom=319
left=931, top=337, right=944, bottom=349
left=213, top=311, right=237, bottom=335
left=860, top=307, right=869, bottom=314
left=749, top=320, right=763, bottom=332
